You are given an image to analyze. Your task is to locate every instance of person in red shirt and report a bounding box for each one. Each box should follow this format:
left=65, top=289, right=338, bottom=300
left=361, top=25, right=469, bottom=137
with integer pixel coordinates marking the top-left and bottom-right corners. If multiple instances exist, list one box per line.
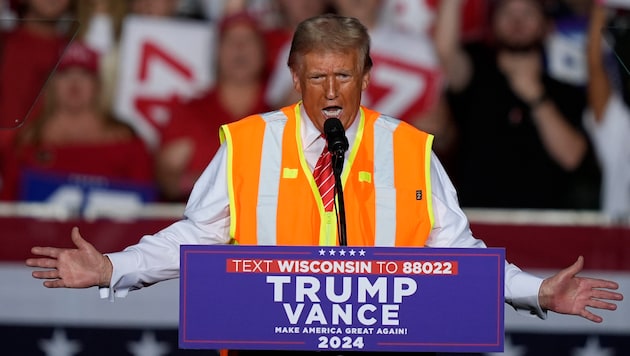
left=156, top=11, right=270, bottom=202
left=0, top=41, right=155, bottom=210
left=0, top=0, right=77, bottom=190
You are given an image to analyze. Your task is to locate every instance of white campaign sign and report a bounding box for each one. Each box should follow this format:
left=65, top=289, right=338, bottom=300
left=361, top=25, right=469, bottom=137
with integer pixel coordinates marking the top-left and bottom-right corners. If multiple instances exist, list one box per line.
left=113, top=16, right=216, bottom=150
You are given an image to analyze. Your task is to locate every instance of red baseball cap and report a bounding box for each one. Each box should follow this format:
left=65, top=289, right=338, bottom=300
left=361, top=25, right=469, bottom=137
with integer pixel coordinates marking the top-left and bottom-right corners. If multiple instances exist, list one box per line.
left=57, top=41, right=99, bottom=75
left=218, top=11, right=261, bottom=38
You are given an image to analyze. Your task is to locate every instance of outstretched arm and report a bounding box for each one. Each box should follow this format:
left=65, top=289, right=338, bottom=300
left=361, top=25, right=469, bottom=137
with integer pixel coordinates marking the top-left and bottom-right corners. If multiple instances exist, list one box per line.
left=433, top=0, right=473, bottom=92
left=586, top=2, right=613, bottom=122
left=538, top=256, right=623, bottom=323
left=26, top=227, right=112, bottom=288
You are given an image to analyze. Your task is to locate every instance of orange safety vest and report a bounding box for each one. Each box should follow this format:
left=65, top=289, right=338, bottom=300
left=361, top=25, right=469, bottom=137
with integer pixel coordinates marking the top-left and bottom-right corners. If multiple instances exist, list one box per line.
left=219, top=103, right=434, bottom=247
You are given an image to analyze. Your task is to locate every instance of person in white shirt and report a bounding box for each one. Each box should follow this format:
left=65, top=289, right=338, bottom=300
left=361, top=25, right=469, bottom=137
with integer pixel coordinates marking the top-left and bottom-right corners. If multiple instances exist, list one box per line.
left=584, top=2, right=630, bottom=221
left=27, top=13, right=622, bottom=328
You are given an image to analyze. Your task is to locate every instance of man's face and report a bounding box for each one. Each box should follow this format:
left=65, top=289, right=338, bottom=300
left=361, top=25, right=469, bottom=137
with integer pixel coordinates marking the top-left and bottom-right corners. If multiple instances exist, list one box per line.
left=492, top=0, right=546, bottom=51
left=218, top=22, right=265, bottom=84
left=291, top=49, right=369, bottom=132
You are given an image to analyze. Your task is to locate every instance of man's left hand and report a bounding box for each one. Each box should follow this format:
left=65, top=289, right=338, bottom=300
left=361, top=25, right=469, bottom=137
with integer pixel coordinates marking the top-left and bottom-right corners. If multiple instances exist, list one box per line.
left=538, top=256, right=624, bottom=323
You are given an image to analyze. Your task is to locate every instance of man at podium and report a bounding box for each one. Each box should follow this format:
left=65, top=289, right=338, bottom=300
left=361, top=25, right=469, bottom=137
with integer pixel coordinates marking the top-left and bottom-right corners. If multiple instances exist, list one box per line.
left=27, top=13, right=623, bottom=355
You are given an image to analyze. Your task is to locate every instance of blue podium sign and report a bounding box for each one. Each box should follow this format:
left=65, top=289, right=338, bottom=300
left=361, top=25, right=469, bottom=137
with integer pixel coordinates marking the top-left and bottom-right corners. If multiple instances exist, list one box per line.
left=179, top=245, right=504, bottom=353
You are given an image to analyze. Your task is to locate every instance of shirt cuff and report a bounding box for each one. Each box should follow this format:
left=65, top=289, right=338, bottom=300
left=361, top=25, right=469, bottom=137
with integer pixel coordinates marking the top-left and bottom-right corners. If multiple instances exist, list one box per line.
left=506, top=268, right=547, bottom=319
left=98, top=250, right=138, bottom=301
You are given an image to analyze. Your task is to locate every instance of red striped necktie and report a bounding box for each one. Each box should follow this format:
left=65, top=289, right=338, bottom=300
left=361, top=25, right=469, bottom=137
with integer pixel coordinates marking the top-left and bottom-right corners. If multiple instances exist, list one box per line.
left=313, top=144, right=335, bottom=212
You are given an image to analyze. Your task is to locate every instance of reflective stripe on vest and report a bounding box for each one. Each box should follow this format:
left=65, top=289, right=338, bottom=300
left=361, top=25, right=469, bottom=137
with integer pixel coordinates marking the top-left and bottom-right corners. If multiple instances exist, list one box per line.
left=373, top=115, right=398, bottom=246
left=256, top=110, right=287, bottom=245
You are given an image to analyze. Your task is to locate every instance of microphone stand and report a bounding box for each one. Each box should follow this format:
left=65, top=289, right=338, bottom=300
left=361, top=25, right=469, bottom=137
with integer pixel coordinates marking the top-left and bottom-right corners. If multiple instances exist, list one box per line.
left=331, top=150, right=347, bottom=246
left=324, top=117, right=349, bottom=247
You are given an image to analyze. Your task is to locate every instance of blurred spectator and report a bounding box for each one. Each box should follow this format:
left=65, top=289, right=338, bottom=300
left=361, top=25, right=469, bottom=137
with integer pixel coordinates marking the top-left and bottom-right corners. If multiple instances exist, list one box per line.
left=0, top=42, right=156, bottom=216
left=155, top=11, right=270, bottom=201
left=0, top=0, right=76, bottom=185
left=583, top=1, right=630, bottom=221
left=434, top=0, right=601, bottom=209
left=74, top=0, right=128, bottom=119
left=263, top=0, right=332, bottom=109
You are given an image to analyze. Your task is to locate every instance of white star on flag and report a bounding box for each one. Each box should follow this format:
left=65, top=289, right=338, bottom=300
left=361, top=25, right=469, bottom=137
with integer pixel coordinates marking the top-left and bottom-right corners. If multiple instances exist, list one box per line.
left=39, top=328, right=82, bottom=356
left=485, top=335, right=526, bottom=356
left=127, top=331, right=170, bottom=356
left=572, top=336, right=614, bottom=356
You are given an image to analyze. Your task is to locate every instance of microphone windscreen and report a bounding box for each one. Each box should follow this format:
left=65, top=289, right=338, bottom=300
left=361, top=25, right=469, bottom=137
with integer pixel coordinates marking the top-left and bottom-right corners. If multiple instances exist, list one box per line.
left=324, top=117, right=344, bottom=137
left=324, top=118, right=349, bottom=153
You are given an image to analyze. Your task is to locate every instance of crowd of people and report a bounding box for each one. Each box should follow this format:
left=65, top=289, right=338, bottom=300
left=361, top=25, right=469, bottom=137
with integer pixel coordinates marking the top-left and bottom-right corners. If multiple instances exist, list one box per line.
left=0, top=0, right=628, bottom=221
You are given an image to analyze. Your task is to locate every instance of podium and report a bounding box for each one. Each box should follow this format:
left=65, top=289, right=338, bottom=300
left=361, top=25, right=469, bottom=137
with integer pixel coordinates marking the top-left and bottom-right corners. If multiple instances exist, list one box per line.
left=179, top=245, right=504, bottom=353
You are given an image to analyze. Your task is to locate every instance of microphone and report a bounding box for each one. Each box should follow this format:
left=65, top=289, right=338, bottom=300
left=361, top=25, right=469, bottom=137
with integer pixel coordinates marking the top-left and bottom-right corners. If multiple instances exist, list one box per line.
left=323, top=117, right=348, bottom=247
left=323, top=118, right=349, bottom=155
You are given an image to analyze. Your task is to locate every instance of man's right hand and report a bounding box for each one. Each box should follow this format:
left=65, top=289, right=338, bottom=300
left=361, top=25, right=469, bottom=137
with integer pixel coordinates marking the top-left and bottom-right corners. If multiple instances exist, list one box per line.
left=26, top=226, right=113, bottom=288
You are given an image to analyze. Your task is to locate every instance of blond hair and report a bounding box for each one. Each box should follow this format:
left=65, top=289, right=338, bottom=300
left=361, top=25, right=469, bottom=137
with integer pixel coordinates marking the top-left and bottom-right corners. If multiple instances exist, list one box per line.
left=287, top=14, right=372, bottom=74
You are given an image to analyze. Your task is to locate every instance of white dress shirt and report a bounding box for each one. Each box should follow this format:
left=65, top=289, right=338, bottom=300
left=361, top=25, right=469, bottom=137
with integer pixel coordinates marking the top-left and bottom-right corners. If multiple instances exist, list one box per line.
left=583, top=92, right=630, bottom=221
left=102, top=105, right=546, bottom=318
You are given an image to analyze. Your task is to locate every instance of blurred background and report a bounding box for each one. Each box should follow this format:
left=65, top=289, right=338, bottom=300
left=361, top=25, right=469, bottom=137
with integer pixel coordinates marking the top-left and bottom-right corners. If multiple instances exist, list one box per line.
left=0, top=0, right=628, bottom=355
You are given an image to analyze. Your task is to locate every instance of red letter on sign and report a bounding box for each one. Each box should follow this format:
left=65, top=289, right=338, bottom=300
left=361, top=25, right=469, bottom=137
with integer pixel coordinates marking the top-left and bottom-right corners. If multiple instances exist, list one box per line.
left=138, top=41, right=194, bottom=81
